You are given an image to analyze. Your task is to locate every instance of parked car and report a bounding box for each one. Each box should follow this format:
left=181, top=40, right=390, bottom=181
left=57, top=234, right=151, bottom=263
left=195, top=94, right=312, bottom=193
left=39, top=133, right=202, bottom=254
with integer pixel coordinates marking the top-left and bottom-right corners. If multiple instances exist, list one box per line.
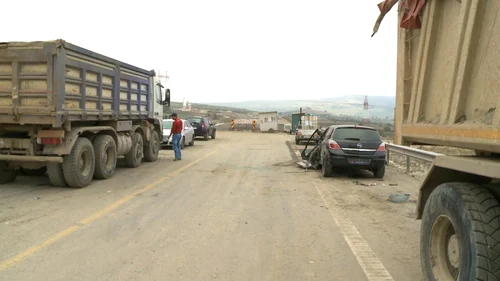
left=187, top=116, right=216, bottom=140
left=162, top=119, right=195, bottom=149
left=295, top=128, right=318, bottom=145
left=301, top=125, right=386, bottom=178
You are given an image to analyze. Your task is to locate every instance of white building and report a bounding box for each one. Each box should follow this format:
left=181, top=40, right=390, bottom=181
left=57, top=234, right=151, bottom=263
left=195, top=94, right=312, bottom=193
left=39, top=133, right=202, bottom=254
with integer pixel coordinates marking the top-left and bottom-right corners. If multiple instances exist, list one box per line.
left=258, top=111, right=278, bottom=132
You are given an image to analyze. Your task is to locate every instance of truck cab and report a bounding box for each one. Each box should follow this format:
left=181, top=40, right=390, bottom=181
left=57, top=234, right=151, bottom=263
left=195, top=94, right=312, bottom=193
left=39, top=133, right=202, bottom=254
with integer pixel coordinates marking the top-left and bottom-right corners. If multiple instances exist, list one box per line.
left=152, top=77, right=170, bottom=128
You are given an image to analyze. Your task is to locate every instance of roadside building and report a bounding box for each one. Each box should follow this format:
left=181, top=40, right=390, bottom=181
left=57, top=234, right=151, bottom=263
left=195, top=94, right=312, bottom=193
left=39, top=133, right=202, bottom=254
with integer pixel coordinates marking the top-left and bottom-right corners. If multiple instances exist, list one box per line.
left=258, top=111, right=278, bottom=132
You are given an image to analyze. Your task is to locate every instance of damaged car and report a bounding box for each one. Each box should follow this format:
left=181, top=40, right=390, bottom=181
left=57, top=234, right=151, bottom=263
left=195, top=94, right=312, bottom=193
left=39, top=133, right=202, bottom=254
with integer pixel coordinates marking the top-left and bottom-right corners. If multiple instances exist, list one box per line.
left=300, top=125, right=387, bottom=178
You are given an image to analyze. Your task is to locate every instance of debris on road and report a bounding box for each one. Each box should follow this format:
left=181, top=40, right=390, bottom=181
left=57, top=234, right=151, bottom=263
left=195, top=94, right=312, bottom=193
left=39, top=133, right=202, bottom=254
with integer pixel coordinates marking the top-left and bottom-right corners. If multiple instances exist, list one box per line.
left=353, top=181, right=377, bottom=186
left=388, top=193, right=410, bottom=203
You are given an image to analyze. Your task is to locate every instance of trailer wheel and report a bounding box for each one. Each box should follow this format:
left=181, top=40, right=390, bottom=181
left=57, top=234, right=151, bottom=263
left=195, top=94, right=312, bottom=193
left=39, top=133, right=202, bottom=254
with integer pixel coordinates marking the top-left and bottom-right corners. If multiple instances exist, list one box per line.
left=144, top=131, right=160, bottom=162
left=93, top=135, right=117, bottom=179
left=125, top=132, right=143, bottom=168
left=421, top=182, right=500, bottom=281
left=62, top=137, right=95, bottom=188
left=0, top=162, right=18, bottom=184
left=47, top=163, right=67, bottom=187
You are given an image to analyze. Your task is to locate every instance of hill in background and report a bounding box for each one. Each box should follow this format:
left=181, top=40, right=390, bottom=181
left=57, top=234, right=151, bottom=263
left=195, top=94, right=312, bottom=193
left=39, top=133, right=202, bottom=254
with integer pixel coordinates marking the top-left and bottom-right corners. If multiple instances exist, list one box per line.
left=207, top=95, right=395, bottom=119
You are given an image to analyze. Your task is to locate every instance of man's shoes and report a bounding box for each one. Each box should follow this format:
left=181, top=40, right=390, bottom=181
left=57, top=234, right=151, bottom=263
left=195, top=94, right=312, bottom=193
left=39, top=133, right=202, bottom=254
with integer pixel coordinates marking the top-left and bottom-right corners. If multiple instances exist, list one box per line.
left=173, top=158, right=178, bottom=161
left=173, top=158, right=181, bottom=161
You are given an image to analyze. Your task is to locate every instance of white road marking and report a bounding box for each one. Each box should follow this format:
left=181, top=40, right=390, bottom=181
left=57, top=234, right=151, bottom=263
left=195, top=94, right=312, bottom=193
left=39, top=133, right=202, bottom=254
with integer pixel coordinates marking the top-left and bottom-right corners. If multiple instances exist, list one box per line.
left=313, top=181, right=395, bottom=281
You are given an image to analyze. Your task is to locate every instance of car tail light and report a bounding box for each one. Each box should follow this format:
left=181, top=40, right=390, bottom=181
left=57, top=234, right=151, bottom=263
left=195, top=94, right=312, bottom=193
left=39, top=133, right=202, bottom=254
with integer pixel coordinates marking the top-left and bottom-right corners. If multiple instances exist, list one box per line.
left=39, top=137, right=62, bottom=145
left=377, top=143, right=386, bottom=152
left=202, top=123, right=205, bottom=129
left=328, top=140, right=341, bottom=150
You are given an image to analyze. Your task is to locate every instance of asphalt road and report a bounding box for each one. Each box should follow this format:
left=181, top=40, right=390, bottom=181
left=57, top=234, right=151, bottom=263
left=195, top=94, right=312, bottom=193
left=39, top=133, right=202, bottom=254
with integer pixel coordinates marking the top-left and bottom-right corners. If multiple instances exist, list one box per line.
left=0, top=131, right=423, bottom=281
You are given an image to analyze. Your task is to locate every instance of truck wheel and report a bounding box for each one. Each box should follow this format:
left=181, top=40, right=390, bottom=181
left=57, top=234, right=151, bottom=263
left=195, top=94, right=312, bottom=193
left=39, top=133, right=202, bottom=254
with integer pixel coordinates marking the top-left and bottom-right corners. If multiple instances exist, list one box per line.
left=144, top=131, right=160, bottom=162
left=125, top=132, right=143, bottom=168
left=93, top=135, right=117, bottom=179
left=421, top=183, right=500, bottom=281
left=21, top=167, right=47, bottom=177
left=373, top=165, right=385, bottom=178
left=62, top=137, right=95, bottom=188
left=321, top=158, right=333, bottom=177
left=47, top=163, right=67, bottom=187
left=0, top=162, right=18, bottom=184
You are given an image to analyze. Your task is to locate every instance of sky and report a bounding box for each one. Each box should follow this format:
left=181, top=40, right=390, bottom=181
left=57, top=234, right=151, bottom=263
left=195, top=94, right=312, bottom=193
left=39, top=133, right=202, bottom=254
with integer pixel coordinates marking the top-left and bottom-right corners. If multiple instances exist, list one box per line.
left=2, top=0, right=398, bottom=103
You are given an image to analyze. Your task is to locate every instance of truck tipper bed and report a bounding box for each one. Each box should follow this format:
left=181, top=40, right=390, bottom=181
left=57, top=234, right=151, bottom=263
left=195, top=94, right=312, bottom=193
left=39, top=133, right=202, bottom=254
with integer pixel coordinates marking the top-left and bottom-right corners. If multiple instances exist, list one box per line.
left=0, top=39, right=170, bottom=188
left=374, top=0, right=500, bottom=279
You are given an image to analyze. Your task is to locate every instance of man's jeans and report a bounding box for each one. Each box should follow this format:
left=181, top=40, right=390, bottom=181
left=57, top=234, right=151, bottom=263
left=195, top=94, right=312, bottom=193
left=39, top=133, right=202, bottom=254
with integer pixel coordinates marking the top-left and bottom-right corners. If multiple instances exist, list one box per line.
left=172, top=133, right=182, bottom=160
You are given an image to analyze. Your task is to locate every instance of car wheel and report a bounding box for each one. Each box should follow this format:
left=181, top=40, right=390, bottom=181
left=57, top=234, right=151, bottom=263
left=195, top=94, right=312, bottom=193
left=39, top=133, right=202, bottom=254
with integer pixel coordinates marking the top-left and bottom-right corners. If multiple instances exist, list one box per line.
left=321, top=157, right=333, bottom=177
left=373, top=165, right=385, bottom=178
left=189, top=136, right=195, bottom=146
left=204, top=132, right=209, bottom=141
left=211, top=131, right=216, bottom=139
left=295, top=139, right=299, bottom=145
left=181, top=137, right=186, bottom=149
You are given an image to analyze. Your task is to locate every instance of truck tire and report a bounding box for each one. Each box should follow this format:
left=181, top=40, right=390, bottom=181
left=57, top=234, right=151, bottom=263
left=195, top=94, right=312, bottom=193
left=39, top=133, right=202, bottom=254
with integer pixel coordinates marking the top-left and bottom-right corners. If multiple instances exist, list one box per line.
left=93, top=135, right=117, bottom=179
left=373, top=165, right=385, bottom=179
left=321, top=158, right=333, bottom=177
left=144, top=130, right=160, bottom=163
left=47, top=163, right=67, bottom=187
left=125, top=132, right=143, bottom=168
left=62, top=137, right=95, bottom=188
left=0, top=162, right=18, bottom=184
left=421, top=182, right=500, bottom=281
left=20, top=167, right=47, bottom=177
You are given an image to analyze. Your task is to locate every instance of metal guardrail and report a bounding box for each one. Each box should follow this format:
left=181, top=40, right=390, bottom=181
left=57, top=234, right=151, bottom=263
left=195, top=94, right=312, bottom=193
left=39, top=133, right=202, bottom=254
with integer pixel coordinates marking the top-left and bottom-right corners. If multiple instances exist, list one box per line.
left=385, top=143, right=442, bottom=174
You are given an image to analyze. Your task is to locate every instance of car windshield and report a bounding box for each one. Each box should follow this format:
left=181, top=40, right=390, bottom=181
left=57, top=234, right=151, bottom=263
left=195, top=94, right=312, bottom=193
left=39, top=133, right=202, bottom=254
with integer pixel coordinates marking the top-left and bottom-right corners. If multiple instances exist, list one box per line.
left=163, top=120, right=173, bottom=129
left=332, top=127, right=381, bottom=141
left=188, top=117, right=203, bottom=124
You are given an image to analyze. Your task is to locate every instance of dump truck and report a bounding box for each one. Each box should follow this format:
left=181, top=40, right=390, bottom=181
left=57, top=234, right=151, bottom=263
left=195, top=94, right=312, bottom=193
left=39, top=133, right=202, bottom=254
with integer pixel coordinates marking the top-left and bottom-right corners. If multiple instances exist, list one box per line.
left=374, top=0, right=500, bottom=279
left=0, top=39, right=170, bottom=188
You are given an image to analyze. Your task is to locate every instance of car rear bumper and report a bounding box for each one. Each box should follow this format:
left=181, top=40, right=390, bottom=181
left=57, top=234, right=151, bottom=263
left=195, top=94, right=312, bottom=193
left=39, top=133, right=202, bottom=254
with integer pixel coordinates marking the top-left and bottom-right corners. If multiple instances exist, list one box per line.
left=194, top=128, right=206, bottom=136
left=327, top=152, right=386, bottom=170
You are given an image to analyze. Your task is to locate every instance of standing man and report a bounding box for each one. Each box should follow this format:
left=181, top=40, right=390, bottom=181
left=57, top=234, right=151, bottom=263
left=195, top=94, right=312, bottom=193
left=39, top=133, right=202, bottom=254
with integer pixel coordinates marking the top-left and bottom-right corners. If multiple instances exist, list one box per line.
left=168, top=113, right=183, bottom=161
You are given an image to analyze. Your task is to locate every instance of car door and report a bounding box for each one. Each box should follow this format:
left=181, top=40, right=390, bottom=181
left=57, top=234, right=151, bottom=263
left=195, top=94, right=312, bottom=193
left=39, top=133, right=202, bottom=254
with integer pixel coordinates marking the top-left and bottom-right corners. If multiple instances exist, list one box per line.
left=185, top=121, right=194, bottom=143
left=320, top=126, right=335, bottom=162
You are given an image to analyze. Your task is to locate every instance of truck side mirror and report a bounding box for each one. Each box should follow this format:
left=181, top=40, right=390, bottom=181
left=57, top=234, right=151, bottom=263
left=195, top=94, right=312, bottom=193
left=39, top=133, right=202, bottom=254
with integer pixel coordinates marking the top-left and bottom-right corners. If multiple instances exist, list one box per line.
left=163, top=89, right=171, bottom=106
